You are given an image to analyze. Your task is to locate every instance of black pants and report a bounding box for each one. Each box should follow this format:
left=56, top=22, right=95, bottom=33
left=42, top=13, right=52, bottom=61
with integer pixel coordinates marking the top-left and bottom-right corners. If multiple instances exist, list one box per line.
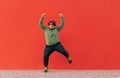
left=44, top=42, right=69, bottom=67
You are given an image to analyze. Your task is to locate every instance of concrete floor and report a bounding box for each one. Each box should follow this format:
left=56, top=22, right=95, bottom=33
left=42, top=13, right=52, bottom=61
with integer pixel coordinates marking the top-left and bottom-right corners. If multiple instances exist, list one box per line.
left=0, top=70, right=120, bottom=78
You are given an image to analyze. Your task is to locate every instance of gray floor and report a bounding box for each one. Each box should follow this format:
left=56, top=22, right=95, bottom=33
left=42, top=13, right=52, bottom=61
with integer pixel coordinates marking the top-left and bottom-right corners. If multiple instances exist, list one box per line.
left=0, top=70, right=120, bottom=78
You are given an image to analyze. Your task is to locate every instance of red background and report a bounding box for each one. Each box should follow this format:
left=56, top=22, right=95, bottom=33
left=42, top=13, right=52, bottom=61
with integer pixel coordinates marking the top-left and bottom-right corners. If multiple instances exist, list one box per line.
left=0, top=0, right=120, bottom=69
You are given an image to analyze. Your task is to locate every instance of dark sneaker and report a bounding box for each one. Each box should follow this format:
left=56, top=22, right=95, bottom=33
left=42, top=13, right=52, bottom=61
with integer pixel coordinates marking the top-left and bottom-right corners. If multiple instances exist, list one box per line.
left=68, top=57, right=72, bottom=64
left=43, top=67, right=48, bottom=72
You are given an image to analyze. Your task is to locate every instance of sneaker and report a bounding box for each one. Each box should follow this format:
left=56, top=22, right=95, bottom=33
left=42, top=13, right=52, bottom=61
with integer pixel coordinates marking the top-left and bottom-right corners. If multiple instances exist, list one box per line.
left=68, top=57, right=72, bottom=64
left=43, top=67, right=48, bottom=72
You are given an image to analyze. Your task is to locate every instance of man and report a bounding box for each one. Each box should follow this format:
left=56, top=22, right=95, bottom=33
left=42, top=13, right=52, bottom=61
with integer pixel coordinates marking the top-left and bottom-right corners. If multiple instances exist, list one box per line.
left=39, top=13, right=72, bottom=72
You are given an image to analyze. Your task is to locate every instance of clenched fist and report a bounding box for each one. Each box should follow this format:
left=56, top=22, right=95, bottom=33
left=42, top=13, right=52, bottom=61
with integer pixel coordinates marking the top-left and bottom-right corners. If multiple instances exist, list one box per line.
left=59, top=13, right=64, bottom=18
left=41, top=13, right=46, bottom=18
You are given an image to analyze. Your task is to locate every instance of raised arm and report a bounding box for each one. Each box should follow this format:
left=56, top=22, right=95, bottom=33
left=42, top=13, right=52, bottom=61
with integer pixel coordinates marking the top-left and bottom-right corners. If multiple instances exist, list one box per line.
left=39, top=13, right=47, bottom=30
left=56, top=13, right=64, bottom=31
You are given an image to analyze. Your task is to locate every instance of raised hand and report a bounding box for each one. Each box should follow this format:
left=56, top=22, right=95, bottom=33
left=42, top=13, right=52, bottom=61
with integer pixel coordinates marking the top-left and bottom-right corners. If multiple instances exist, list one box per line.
left=41, top=13, right=46, bottom=18
left=59, top=13, right=64, bottom=18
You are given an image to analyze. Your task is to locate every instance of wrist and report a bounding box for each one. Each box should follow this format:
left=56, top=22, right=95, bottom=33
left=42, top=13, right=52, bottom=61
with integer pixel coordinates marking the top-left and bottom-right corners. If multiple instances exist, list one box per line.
left=61, top=17, right=64, bottom=18
left=41, top=16, right=45, bottom=18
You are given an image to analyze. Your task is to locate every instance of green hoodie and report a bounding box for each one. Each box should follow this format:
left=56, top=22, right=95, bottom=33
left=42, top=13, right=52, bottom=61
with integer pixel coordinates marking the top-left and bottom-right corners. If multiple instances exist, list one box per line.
left=39, top=16, right=64, bottom=46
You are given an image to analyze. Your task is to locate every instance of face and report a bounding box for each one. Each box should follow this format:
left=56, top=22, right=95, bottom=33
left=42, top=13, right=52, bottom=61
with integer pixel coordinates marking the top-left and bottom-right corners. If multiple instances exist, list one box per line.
left=48, top=23, right=55, bottom=29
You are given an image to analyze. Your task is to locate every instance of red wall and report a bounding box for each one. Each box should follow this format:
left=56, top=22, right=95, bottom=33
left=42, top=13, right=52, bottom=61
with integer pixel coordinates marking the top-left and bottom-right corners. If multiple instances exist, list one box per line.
left=0, top=0, right=120, bottom=69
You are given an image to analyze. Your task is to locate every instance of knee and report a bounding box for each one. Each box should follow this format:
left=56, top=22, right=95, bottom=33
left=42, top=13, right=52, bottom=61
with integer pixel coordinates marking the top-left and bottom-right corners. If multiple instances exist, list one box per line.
left=44, top=53, right=49, bottom=57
